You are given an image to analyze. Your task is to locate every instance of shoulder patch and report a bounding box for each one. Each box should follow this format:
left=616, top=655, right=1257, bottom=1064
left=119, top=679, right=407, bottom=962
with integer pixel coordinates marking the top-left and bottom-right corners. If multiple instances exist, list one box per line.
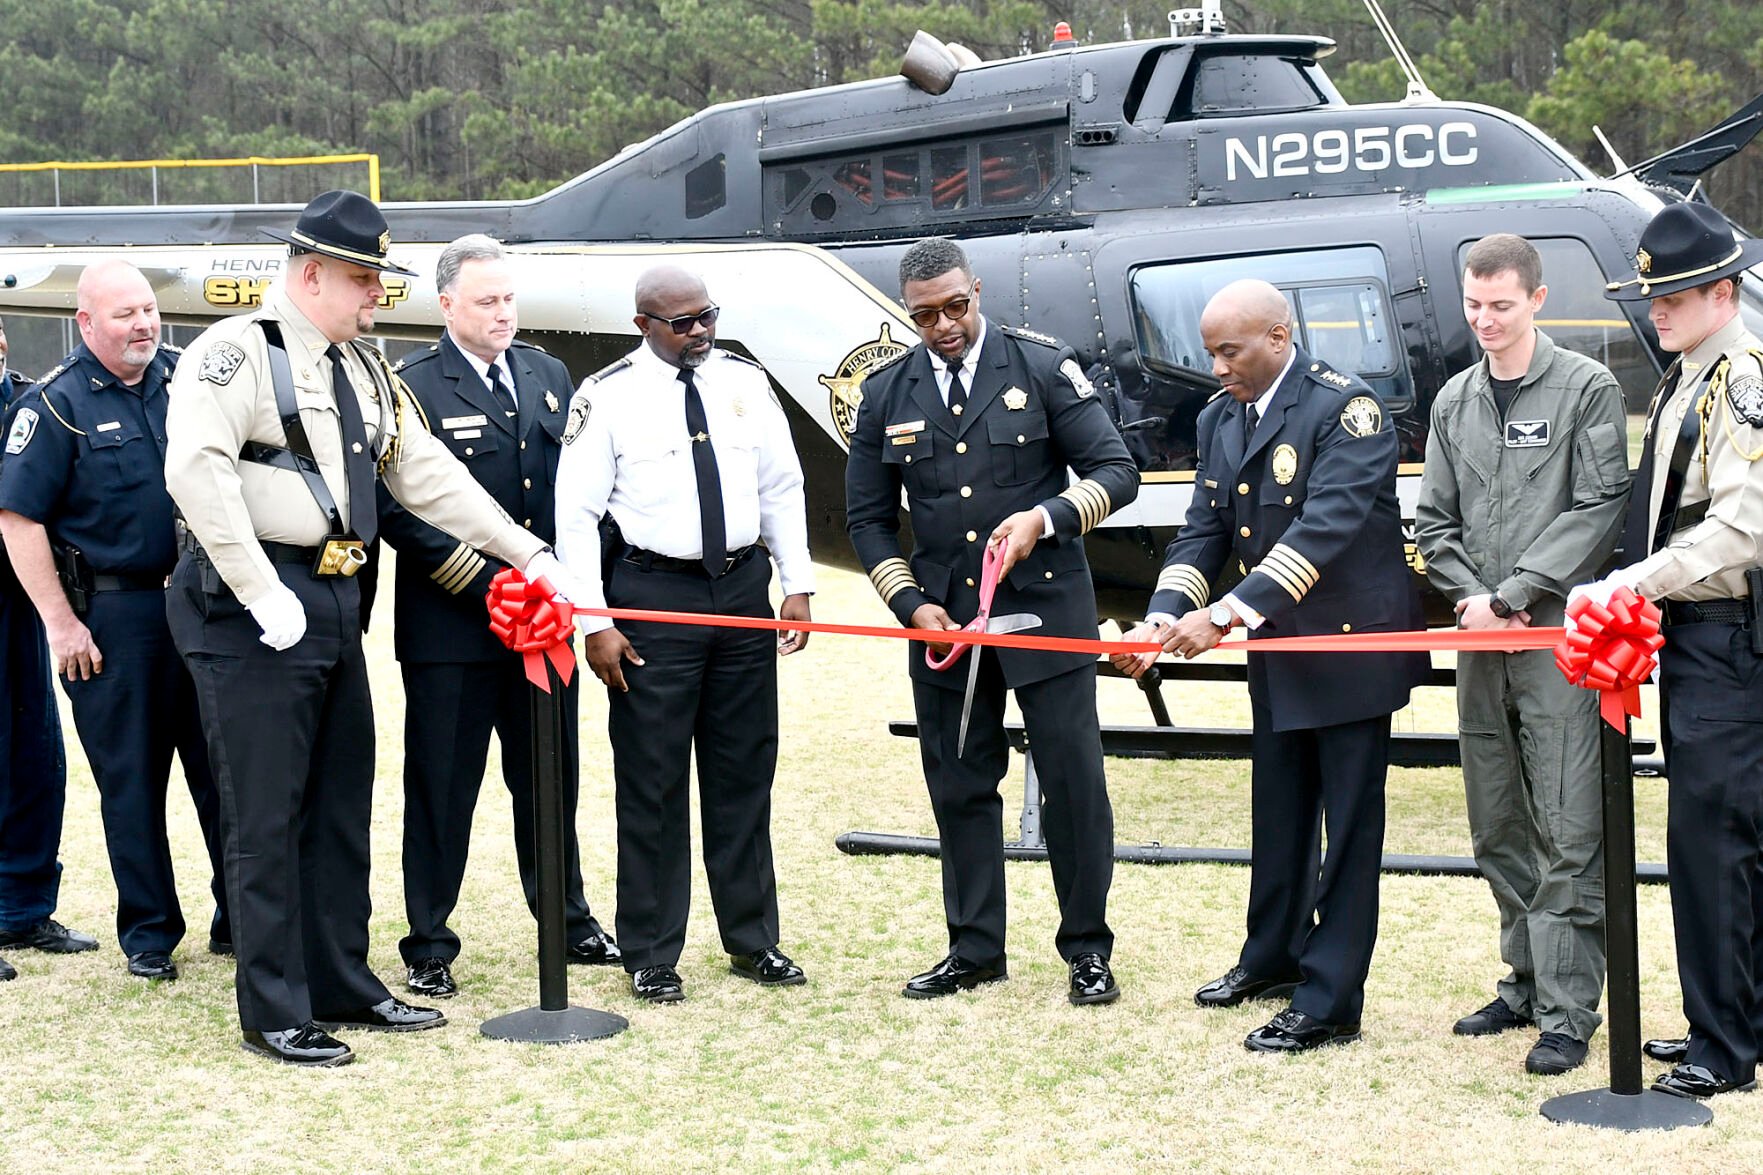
left=200, top=342, right=247, bottom=386
left=1339, top=395, right=1383, bottom=438
left=1059, top=357, right=1095, bottom=399
left=4, top=407, right=38, bottom=455
left=1002, top=324, right=1061, bottom=348
left=1729, top=373, right=1763, bottom=427
left=563, top=389, right=593, bottom=445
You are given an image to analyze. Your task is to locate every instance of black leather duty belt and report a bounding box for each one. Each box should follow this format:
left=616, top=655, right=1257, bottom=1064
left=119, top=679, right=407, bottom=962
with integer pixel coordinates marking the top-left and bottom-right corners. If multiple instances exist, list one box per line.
left=91, top=572, right=168, bottom=592
left=622, top=545, right=757, bottom=577
left=1663, top=598, right=1749, bottom=626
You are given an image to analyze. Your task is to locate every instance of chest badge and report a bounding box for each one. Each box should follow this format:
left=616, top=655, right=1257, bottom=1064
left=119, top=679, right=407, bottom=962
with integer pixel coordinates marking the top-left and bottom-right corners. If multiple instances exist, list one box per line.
left=1272, top=444, right=1298, bottom=485
left=1505, top=419, right=1550, bottom=448
left=1003, top=388, right=1028, bottom=411
left=544, top=390, right=559, bottom=414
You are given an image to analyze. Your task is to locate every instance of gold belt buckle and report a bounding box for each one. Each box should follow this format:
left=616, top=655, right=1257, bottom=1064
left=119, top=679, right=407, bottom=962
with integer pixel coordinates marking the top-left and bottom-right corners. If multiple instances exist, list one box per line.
left=313, top=537, right=368, bottom=578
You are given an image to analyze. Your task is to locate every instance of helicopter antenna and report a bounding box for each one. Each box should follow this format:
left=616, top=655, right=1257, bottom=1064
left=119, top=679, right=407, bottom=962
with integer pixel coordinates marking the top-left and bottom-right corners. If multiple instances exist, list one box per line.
left=1361, top=0, right=1436, bottom=103
left=1591, top=125, right=1630, bottom=175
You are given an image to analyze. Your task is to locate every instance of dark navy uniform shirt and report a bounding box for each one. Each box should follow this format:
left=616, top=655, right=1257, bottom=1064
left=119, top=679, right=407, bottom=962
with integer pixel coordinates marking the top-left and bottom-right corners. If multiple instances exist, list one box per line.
left=0, top=343, right=181, bottom=576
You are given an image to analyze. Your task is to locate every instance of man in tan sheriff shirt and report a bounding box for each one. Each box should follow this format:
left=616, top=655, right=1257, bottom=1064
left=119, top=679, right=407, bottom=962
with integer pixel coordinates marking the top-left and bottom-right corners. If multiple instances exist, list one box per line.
left=164, top=191, right=582, bottom=1068
left=1578, top=201, right=1763, bottom=1100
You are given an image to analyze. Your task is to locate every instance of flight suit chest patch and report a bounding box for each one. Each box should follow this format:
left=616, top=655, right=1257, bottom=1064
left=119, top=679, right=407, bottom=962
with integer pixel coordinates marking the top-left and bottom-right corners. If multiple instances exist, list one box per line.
left=1505, top=419, right=1550, bottom=448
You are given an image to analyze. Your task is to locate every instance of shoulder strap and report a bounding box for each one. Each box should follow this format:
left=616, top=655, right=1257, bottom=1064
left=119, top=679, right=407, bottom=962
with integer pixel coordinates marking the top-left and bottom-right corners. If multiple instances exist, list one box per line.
left=246, top=320, right=347, bottom=537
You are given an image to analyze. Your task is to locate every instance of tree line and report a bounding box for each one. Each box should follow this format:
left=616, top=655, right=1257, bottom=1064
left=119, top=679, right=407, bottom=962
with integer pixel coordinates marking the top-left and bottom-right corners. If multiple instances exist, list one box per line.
left=0, top=0, right=1758, bottom=224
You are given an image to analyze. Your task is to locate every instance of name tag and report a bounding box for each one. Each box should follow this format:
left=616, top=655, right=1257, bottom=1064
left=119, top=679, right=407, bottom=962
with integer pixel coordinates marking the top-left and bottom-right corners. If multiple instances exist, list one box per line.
left=452, top=429, right=483, bottom=440
left=891, top=435, right=916, bottom=446
left=1505, top=419, right=1550, bottom=448
left=885, top=419, right=926, bottom=437
left=443, top=414, right=488, bottom=429
left=95, top=420, right=122, bottom=432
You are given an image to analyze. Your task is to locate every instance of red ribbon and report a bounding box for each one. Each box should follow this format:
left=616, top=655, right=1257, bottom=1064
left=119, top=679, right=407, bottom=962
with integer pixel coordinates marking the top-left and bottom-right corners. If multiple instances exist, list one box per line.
left=1553, top=587, right=1664, bottom=730
left=486, top=567, right=577, bottom=693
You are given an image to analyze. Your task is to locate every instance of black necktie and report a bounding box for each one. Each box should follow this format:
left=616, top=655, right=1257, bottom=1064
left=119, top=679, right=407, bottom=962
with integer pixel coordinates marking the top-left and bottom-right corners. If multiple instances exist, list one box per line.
left=327, top=344, right=378, bottom=545
left=946, top=357, right=967, bottom=413
left=679, top=368, right=727, bottom=575
left=489, top=364, right=517, bottom=418
left=1243, top=402, right=1260, bottom=448
left=1620, top=361, right=1679, bottom=560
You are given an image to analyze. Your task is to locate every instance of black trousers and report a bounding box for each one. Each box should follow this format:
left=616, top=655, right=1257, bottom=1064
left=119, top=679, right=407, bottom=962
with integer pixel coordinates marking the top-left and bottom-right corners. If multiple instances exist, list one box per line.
left=1239, top=706, right=1389, bottom=1025
left=603, top=553, right=781, bottom=970
left=167, top=553, right=390, bottom=1032
left=0, top=586, right=66, bottom=931
left=398, top=657, right=602, bottom=965
left=911, top=653, right=1114, bottom=967
left=62, top=589, right=228, bottom=956
left=1659, top=619, right=1763, bottom=1084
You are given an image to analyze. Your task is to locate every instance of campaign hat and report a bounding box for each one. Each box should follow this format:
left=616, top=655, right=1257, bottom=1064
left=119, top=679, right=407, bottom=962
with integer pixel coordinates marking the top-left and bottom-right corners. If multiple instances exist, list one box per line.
left=1606, top=200, right=1763, bottom=301
left=263, top=189, right=416, bottom=276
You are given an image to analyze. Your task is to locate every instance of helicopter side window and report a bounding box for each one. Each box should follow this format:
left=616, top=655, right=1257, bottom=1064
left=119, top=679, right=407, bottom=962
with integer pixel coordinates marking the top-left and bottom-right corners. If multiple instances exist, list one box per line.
left=883, top=153, right=920, bottom=201
left=833, top=159, right=873, bottom=206
left=1180, top=53, right=1329, bottom=118
left=978, top=135, right=1057, bottom=207
left=685, top=154, right=726, bottom=220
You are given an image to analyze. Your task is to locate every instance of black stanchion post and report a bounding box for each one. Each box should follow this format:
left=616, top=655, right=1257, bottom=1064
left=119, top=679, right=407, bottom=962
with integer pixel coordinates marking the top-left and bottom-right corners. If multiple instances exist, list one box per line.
left=1539, top=715, right=1707, bottom=1130
left=481, top=657, right=628, bottom=1044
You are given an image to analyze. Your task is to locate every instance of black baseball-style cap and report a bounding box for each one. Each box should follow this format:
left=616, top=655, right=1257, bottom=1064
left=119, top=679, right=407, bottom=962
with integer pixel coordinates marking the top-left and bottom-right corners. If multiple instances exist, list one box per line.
left=262, top=189, right=417, bottom=276
left=1605, top=200, right=1763, bottom=301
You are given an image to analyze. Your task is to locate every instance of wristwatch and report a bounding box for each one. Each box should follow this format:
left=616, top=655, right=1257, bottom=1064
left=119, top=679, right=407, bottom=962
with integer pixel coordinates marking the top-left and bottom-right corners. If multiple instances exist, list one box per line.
left=1207, top=602, right=1235, bottom=631
left=1488, top=592, right=1514, bottom=619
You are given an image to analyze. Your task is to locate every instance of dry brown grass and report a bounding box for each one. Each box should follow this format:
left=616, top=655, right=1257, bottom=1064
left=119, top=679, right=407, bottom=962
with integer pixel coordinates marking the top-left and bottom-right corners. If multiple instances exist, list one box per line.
left=0, top=560, right=1753, bottom=1173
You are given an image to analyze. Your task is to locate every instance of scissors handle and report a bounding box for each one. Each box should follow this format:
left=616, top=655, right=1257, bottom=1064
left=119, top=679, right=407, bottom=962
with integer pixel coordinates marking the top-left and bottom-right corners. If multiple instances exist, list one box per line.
left=925, top=542, right=1004, bottom=671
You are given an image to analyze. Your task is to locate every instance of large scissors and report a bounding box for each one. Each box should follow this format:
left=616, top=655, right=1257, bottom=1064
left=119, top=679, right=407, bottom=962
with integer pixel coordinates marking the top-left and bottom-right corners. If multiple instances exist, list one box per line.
left=925, top=543, right=1042, bottom=756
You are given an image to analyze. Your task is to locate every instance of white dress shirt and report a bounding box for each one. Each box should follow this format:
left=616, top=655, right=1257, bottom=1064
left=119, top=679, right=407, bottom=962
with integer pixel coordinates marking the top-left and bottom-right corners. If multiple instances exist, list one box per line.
left=553, top=342, right=814, bottom=633
left=449, top=333, right=518, bottom=416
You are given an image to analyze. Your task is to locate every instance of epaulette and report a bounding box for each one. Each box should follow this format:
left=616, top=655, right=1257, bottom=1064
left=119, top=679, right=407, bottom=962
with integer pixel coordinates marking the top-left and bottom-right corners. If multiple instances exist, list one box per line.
left=583, top=357, right=633, bottom=385
left=509, top=338, right=549, bottom=354
left=867, top=347, right=911, bottom=376
left=160, top=342, right=183, bottom=355
left=721, top=350, right=764, bottom=369
left=393, top=344, right=441, bottom=374
left=35, top=360, right=71, bottom=388
left=1306, top=360, right=1357, bottom=391
left=1001, top=324, right=1062, bottom=348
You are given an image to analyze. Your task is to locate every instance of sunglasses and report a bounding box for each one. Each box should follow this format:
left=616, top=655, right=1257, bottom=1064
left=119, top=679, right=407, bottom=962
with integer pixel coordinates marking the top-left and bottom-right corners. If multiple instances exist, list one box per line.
left=906, top=289, right=974, bottom=329
left=643, top=304, right=720, bottom=334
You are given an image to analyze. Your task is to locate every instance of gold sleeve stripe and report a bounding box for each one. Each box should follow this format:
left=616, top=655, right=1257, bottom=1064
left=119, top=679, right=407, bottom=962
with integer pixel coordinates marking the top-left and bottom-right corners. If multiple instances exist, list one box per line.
left=1252, top=560, right=1306, bottom=602
left=1057, top=479, right=1114, bottom=534
left=431, top=543, right=486, bottom=595
left=1266, top=542, right=1319, bottom=585
left=1253, top=544, right=1320, bottom=603
left=867, top=557, right=919, bottom=604
left=1155, top=563, right=1209, bottom=605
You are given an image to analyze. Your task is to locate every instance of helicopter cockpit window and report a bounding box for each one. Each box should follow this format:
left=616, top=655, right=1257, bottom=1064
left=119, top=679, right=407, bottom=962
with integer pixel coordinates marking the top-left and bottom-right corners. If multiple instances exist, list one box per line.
left=684, top=154, right=726, bottom=220
left=1182, top=53, right=1328, bottom=118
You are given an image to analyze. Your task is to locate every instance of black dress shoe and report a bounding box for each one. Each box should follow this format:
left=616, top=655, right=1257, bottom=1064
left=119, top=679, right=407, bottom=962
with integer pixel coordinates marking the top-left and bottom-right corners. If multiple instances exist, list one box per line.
left=0, top=918, right=98, bottom=954
left=632, top=964, right=685, bottom=1003
left=208, top=937, right=234, bottom=957
left=1525, top=1031, right=1588, bottom=1075
left=1068, top=953, right=1119, bottom=1006
left=314, top=997, right=446, bottom=1033
left=241, top=1023, right=354, bottom=1067
left=730, top=946, right=806, bottom=986
left=1644, top=1036, right=1689, bottom=1063
left=127, top=951, right=178, bottom=981
left=1453, top=996, right=1533, bottom=1037
left=407, top=956, right=457, bottom=998
left=1195, top=965, right=1301, bottom=1009
left=567, top=927, right=623, bottom=967
left=0, top=956, right=15, bottom=982
left=1653, top=1063, right=1758, bottom=1099
left=1244, top=1008, right=1361, bottom=1053
left=902, top=954, right=1007, bottom=999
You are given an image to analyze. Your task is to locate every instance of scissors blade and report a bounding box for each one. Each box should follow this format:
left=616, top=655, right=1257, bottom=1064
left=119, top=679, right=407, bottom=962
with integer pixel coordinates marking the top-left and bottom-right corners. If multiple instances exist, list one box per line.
left=955, top=613, right=1042, bottom=756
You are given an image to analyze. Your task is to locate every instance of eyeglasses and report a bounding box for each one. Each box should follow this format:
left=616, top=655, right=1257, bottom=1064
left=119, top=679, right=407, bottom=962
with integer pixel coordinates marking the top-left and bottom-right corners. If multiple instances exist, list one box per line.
left=906, top=289, right=974, bottom=329
left=643, top=304, right=720, bottom=334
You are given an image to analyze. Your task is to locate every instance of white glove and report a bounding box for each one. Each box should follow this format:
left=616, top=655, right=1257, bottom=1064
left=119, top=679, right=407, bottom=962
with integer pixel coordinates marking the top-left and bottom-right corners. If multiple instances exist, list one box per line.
left=523, top=548, right=589, bottom=604
left=246, top=585, right=307, bottom=651
left=1563, top=577, right=1624, bottom=636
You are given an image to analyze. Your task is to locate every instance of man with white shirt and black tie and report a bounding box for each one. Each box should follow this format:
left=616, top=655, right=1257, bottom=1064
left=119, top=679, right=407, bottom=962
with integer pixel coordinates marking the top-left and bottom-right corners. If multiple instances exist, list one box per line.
left=380, top=235, right=618, bottom=1003
left=553, top=265, right=814, bottom=1004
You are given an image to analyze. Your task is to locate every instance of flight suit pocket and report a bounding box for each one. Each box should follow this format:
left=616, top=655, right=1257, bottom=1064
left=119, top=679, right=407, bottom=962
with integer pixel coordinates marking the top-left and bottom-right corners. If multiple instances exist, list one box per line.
left=1573, top=421, right=1629, bottom=496
left=986, top=413, right=1049, bottom=486
left=882, top=431, right=940, bottom=497
left=85, top=424, right=152, bottom=489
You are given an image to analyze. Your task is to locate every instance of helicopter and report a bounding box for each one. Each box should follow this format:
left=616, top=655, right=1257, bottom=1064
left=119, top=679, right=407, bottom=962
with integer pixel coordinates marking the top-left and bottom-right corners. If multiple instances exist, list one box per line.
left=3, top=1, right=1761, bottom=629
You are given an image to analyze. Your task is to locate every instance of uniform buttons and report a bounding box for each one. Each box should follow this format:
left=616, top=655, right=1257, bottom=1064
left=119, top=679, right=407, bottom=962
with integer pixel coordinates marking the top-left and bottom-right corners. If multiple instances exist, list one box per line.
left=520, top=440, right=527, bottom=450
left=955, top=441, right=967, bottom=454
left=1016, top=434, right=1026, bottom=444
left=1284, top=496, right=1293, bottom=505
left=465, top=447, right=474, bottom=456
left=1043, top=571, right=1053, bottom=580
left=523, top=478, right=532, bottom=489
left=1239, top=526, right=1251, bottom=538
left=960, top=485, right=972, bottom=498
left=523, top=518, right=533, bottom=528
left=965, top=577, right=976, bottom=587
left=966, top=530, right=977, bottom=542
left=904, top=454, right=913, bottom=463
left=1341, top=623, right=1352, bottom=632
left=1237, top=483, right=1249, bottom=495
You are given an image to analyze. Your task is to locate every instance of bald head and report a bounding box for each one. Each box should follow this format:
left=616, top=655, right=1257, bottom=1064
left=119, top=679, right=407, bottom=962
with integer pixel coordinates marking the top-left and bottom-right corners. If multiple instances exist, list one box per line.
left=75, top=260, right=160, bottom=383
left=632, top=265, right=717, bottom=369
left=1200, top=279, right=1294, bottom=403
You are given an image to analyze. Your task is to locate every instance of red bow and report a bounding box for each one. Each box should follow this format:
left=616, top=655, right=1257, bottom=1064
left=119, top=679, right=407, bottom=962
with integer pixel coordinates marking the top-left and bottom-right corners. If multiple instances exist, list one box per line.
left=487, top=567, right=577, bottom=693
left=1554, top=586, right=1664, bottom=730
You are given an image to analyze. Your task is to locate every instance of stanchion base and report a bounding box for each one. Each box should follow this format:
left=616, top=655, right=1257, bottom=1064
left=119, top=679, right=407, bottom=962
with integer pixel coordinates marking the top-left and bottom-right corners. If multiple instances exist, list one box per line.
left=1539, top=1087, right=1712, bottom=1130
left=480, top=1005, right=629, bottom=1044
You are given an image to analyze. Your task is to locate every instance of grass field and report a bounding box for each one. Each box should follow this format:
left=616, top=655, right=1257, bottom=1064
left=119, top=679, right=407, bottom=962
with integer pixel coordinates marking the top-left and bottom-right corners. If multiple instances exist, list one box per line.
left=2, top=558, right=1756, bottom=1172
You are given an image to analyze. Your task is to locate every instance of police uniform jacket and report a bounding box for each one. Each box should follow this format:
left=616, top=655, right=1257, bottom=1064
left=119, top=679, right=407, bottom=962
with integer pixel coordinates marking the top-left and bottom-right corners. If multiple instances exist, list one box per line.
left=380, top=334, right=572, bottom=663
left=1622, top=313, right=1763, bottom=603
left=553, top=342, right=815, bottom=627
left=1, top=369, right=35, bottom=597
left=845, top=320, right=1139, bottom=689
left=1, top=369, right=30, bottom=413
left=1149, top=347, right=1425, bottom=731
left=0, top=342, right=183, bottom=576
left=164, top=284, right=545, bottom=606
